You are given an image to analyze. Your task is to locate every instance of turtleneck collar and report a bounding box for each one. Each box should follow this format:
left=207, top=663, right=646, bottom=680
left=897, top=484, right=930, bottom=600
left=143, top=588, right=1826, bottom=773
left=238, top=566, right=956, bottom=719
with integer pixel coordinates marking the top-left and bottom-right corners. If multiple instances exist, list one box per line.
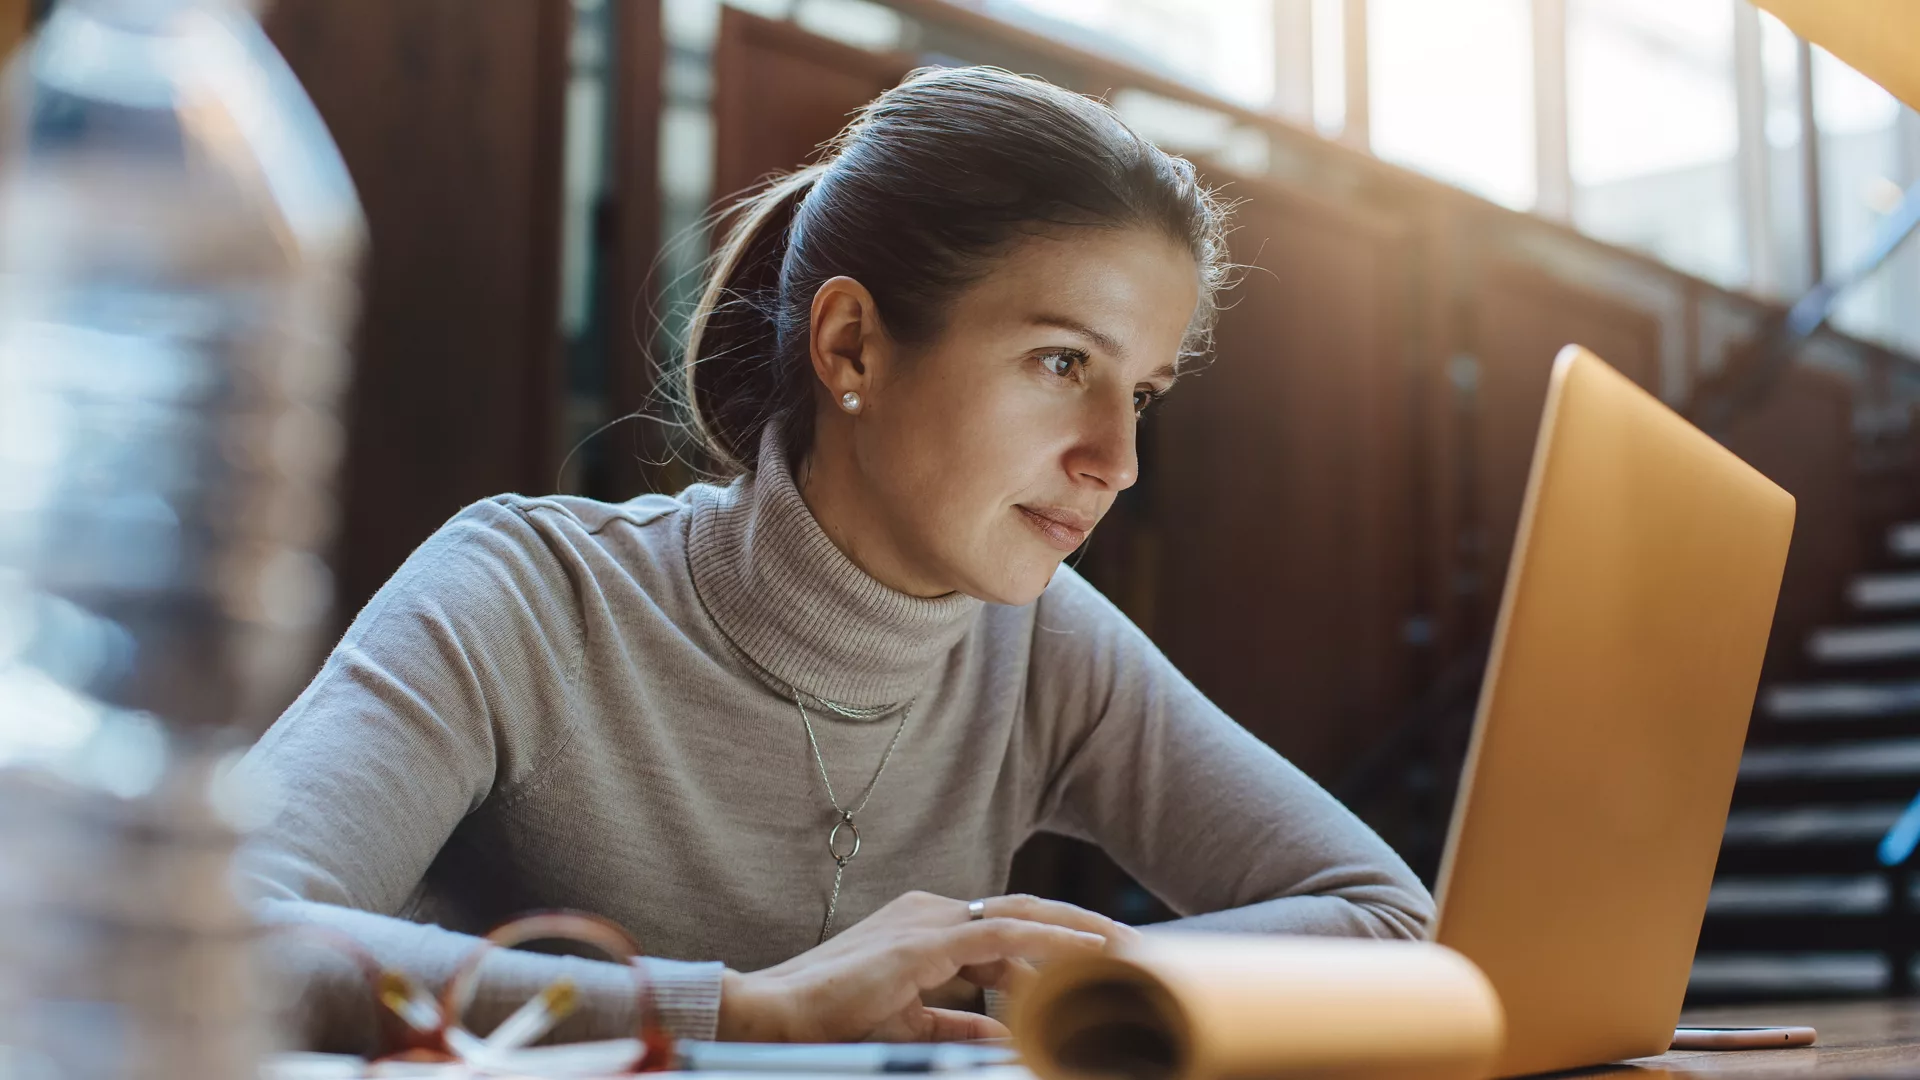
left=685, top=422, right=984, bottom=709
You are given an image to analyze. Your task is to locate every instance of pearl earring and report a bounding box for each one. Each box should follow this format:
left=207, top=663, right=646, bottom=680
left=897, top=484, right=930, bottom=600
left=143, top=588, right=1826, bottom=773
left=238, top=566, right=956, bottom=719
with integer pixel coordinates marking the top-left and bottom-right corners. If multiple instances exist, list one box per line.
left=840, top=391, right=861, bottom=413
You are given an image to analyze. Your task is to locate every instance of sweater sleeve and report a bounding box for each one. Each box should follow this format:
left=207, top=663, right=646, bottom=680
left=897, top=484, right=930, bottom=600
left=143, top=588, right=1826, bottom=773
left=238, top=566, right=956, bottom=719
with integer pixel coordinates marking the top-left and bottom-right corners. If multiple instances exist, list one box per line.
left=1024, top=566, right=1435, bottom=940
left=236, top=498, right=723, bottom=1054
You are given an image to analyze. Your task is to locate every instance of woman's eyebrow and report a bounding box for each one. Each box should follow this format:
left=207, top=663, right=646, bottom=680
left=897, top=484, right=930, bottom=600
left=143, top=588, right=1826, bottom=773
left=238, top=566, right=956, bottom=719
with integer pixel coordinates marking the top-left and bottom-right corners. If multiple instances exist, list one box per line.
left=1027, top=312, right=1125, bottom=358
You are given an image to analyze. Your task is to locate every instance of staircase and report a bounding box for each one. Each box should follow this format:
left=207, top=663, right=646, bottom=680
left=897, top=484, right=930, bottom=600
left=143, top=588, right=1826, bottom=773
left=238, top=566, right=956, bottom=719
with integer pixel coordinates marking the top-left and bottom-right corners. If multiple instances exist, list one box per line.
left=1695, top=521, right=1920, bottom=1001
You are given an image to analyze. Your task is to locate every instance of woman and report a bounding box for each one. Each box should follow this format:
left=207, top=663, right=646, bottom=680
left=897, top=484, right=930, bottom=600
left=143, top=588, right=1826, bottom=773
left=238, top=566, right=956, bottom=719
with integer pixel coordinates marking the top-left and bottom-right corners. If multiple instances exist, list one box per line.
left=241, top=65, right=1431, bottom=1052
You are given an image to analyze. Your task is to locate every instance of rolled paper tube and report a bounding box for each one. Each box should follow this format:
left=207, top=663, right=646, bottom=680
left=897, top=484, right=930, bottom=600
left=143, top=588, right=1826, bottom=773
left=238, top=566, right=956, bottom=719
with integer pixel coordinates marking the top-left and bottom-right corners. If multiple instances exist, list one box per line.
left=1012, top=934, right=1505, bottom=1080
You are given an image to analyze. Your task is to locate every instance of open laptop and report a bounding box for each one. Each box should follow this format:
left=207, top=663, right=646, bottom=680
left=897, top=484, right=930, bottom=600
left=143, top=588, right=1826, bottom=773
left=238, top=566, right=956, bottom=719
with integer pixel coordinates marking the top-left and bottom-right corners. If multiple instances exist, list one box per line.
left=1431, top=345, right=1796, bottom=1077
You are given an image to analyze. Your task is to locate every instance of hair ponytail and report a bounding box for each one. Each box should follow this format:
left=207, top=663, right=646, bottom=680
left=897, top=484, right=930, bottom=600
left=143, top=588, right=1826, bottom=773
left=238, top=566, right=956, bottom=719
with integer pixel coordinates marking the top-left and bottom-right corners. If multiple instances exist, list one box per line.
left=682, top=164, right=825, bottom=473
left=677, top=66, right=1231, bottom=477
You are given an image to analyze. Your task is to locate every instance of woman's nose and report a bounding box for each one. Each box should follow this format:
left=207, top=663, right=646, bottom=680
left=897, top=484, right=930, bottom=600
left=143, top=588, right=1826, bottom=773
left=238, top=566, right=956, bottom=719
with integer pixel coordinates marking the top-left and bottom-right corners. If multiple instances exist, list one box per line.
left=1067, top=398, right=1139, bottom=491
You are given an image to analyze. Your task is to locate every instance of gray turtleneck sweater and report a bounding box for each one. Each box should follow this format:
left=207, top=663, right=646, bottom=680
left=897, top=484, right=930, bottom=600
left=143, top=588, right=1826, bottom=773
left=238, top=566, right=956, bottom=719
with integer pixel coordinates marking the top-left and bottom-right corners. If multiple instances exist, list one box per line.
left=239, top=426, right=1433, bottom=1053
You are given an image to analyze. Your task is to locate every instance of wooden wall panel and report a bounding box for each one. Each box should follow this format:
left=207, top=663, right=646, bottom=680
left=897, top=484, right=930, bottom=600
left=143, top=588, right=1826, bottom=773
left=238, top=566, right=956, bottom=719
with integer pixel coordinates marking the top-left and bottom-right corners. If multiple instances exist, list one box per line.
left=266, top=1, right=570, bottom=619
left=1465, top=263, right=1664, bottom=624
left=1151, top=183, right=1419, bottom=781
left=1719, top=364, right=1860, bottom=677
left=602, top=0, right=665, bottom=500
left=711, top=8, right=910, bottom=204
left=608, top=8, right=906, bottom=489
left=0, top=0, right=26, bottom=61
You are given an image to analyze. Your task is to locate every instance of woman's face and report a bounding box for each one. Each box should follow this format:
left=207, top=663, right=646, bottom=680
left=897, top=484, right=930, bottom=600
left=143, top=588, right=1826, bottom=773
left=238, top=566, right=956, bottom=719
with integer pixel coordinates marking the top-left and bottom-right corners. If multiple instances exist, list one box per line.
left=805, top=226, right=1200, bottom=606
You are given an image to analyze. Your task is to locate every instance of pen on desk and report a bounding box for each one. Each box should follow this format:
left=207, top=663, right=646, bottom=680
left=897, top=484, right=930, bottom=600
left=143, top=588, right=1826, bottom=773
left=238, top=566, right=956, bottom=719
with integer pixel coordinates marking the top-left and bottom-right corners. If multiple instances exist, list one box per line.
left=673, top=1041, right=1020, bottom=1073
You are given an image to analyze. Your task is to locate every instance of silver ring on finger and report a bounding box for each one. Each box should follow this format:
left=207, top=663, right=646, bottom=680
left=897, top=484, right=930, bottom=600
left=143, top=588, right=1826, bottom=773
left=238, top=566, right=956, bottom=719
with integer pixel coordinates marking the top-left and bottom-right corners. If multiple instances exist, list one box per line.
left=967, top=898, right=987, bottom=921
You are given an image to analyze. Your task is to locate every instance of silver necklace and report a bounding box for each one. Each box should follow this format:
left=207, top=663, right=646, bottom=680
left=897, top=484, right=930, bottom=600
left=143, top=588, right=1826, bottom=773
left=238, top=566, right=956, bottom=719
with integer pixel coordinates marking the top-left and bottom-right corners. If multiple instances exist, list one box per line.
left=692, top=588, right=918, bottom=943
left=795, top=691, right=914, bottom=943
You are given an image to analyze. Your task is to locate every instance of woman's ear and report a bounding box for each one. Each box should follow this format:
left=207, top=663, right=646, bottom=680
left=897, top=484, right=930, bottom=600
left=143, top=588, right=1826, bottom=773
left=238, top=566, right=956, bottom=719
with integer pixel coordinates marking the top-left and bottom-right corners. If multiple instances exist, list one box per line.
left=809, top=276, right=888, bottom=409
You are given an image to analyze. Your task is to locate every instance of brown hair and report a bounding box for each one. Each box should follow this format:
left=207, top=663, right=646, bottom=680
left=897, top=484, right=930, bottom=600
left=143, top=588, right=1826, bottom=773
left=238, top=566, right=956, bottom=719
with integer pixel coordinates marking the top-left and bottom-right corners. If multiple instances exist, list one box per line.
left=682, top=65, right=1232, bottom=473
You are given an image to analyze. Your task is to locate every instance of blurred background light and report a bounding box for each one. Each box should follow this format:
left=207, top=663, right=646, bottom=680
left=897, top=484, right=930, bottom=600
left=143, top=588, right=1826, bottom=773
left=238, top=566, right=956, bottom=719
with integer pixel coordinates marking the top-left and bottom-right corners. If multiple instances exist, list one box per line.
left=1370, top=0, right=1535, bottom=210
left=1569, top=0, right=1743, bottom=285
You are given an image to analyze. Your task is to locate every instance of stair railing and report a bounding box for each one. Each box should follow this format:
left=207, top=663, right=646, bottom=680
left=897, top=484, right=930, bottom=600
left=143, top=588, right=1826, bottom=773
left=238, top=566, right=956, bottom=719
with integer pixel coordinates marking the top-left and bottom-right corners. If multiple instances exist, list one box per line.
left=1692, top=179, right=1920, bottom=438
left=1880, top=793, right=1920, bottom=994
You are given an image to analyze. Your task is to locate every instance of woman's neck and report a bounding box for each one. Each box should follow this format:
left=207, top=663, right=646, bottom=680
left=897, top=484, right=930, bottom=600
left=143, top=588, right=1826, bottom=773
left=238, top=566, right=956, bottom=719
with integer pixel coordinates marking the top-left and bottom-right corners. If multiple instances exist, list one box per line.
left=796, top=418, right=955, bottom=601
left=682, top=419, right=982, bottom=708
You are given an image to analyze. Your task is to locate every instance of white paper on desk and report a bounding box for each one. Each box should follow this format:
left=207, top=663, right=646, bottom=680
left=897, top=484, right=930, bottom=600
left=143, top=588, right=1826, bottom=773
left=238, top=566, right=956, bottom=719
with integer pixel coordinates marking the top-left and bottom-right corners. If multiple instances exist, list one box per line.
left=264, top=1040, right=650, bottom=1080
left=674, top=1040, right=1018, bottom=1072
left=473, top=1038, right=647, bottom=1076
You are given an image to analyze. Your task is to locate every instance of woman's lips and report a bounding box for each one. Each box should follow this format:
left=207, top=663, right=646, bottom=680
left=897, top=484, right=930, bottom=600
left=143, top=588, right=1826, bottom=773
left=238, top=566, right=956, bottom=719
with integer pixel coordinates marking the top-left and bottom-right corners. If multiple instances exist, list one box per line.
left=1017, top=505, right=1095, bottom=551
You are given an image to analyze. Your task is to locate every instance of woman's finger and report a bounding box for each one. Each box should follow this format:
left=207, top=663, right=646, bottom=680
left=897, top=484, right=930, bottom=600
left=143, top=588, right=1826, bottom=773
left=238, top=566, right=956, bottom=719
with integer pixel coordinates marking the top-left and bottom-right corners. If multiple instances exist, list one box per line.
left=957, top=956, right=1039, bottom=993
left=918, top=1007, right=1011, bottom=1043
left=920, top=974, right=982, bottom=1010
left=937, top=918, right=1107, bottom=969
left=972, top=894, right=1142, bottom=945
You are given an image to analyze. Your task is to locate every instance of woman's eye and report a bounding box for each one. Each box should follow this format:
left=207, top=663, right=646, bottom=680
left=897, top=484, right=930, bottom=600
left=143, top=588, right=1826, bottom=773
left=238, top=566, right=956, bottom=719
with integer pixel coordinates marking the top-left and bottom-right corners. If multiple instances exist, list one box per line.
left=1040, top=351, right=1085, bottom=379
left=1133, top=388, right=1162, bottom=416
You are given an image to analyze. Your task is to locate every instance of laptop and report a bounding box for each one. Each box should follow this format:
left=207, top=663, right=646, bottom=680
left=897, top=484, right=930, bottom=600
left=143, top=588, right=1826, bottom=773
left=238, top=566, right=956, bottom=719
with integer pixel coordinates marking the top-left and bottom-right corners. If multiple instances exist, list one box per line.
left=1432, top=345, right=1796, bottom=1077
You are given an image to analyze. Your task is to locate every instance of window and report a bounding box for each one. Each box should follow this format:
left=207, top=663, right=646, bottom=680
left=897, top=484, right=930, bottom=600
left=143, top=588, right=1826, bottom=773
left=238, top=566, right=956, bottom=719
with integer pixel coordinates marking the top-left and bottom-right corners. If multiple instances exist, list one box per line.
left=1814, top=46, right=1920, bottom=353
left=1567, top=0, right=1744, bottom=286
left=1367, top=0, right=1535, bottom=209
left=981, top=0, right=1276, bottom=108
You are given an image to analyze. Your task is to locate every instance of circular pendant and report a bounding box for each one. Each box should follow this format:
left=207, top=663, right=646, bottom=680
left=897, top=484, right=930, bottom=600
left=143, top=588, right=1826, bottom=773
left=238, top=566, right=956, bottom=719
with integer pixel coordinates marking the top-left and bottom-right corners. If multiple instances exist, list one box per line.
left=828, top=813, right=861, bottom=865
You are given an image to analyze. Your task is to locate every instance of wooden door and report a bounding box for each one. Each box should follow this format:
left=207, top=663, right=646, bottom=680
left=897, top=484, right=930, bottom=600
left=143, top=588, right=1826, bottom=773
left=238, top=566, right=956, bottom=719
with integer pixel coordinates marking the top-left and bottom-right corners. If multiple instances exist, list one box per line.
left=266, top=1, right=570, bottom=622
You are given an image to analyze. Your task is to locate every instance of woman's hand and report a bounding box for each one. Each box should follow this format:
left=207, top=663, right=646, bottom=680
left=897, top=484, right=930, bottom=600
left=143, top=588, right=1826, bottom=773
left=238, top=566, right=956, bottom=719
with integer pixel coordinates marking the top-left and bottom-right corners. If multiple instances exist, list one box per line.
left=713, top=891, right=1142, bottom=1042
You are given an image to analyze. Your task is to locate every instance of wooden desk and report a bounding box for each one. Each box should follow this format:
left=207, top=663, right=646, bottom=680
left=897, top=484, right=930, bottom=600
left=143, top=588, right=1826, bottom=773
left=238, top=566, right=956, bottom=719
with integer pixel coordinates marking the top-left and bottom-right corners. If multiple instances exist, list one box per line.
left=1608, top=1001, right=1920, bottom=1077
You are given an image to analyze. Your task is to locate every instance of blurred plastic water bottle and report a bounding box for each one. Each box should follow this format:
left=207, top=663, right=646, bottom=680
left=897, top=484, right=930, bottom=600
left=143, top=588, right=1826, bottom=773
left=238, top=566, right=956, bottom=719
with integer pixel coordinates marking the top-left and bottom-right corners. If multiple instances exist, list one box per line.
left=0, top=1, right=364, bottom=1078
left=0, top=0, right=364, bottom=733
